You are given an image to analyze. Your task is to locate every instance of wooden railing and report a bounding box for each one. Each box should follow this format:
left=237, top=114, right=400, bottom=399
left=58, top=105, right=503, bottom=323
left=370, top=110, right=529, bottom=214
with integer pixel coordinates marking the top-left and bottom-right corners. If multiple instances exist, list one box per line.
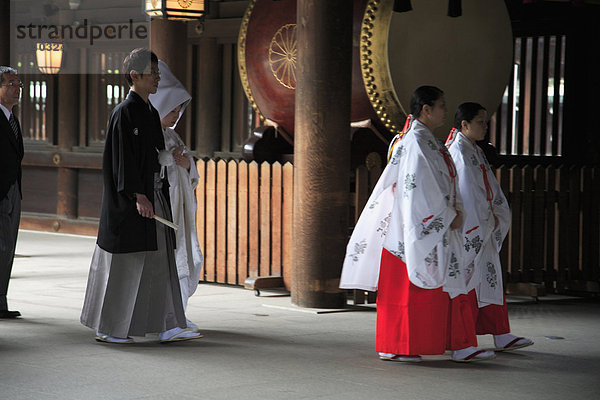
left=195, top=159, right=293, bottom=288
left=496, top=165, right=600, bottom=293
left=194, top=158, right=600, bottom=295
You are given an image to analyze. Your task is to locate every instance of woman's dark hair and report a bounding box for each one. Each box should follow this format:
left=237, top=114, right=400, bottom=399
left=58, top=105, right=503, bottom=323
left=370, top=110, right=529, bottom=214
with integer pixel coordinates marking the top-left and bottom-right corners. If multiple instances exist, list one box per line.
left=123, top=48, right=158, bottom=87
left=454, top=102, right=486, bottom=130
left=410, top=85, right=444, bottom=117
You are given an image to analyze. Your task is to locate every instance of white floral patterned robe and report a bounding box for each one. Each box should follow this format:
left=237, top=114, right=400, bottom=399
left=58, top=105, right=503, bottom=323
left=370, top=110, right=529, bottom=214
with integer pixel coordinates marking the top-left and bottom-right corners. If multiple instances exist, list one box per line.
left=340, top=120, right=469, bottom=298
left=447, top=132, right=510, bottom=307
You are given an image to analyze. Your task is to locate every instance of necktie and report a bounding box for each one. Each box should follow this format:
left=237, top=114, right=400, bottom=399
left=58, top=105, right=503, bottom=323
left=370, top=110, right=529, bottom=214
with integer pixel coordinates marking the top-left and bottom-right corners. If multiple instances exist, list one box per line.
left=9, top=113, right=20, bottom=141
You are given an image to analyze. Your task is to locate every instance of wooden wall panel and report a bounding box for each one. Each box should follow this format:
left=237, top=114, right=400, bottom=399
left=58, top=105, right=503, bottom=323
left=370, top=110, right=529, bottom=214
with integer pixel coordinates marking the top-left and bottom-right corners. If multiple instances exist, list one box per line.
left=21, top=167, right=58, bottom=215
left=77, top=169, right=103, bottom=219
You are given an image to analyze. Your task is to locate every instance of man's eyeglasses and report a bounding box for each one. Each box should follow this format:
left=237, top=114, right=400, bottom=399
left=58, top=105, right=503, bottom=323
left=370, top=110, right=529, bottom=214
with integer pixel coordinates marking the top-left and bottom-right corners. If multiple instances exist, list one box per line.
left=1, top=81, right=24, bottom=89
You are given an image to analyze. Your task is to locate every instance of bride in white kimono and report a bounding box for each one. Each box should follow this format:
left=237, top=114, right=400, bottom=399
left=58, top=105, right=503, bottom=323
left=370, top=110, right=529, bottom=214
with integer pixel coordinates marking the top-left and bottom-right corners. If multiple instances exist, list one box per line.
left=149, top=61, right=204, bottom=332
left=446, top=102, right=533, bottom=352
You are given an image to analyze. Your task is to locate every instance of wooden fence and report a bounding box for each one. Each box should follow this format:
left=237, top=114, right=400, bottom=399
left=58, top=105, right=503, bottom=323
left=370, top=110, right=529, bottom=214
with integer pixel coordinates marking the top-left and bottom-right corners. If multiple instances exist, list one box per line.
left=496, top=165, right=600, bottom=292
left=195, top=159, right=600, bottom=295
left=195, top=159, right=293, bottom=287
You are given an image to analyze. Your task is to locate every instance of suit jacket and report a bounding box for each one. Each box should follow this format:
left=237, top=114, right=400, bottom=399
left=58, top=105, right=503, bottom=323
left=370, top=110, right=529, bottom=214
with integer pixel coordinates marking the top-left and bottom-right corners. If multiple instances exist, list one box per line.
left=0, top=111, right=24, bottom=200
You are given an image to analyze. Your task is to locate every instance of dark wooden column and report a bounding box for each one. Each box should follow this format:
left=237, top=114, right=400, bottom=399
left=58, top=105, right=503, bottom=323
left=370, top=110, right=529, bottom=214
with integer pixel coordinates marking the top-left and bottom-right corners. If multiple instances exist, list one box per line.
left=0, top=0, right=10, bottom=65
left=56, top=61, right=79, bottom=218
left=194, top=37, right=222, bottom=157
left=150, top=19, right=187, bottom=83
left=292, top=0, right=353, bottom=308
left=150, top=18, right=188, bottom=137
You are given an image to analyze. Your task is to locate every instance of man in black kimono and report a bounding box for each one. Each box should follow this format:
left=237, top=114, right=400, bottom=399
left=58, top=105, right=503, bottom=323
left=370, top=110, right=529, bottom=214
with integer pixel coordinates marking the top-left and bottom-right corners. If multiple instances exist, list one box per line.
left=80, top=48, right=202, bottom=344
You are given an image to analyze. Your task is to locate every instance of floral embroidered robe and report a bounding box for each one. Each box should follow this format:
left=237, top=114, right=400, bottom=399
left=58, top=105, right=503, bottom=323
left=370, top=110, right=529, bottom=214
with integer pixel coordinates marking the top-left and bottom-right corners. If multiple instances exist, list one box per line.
left=447, top=132, right=510, bottom=306
left=340, top=120, right=469, bottom=297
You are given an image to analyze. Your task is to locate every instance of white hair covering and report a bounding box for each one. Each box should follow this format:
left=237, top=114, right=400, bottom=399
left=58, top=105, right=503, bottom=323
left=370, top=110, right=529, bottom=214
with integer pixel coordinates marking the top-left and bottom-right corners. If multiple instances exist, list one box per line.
left=149, top=60, right=191, bottom=128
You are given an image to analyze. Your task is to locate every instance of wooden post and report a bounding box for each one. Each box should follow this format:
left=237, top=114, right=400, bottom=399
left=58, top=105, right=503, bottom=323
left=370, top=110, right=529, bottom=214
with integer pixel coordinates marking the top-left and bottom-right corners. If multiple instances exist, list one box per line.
left=150, top=18, right=188, bottom=138
left=292, top=0, right=352, bottom=308
left=194, top=37, right=222, bottom=157
left=56, top=54, right=79, bottom=219
left=150, top=19, right=187, bottom=86
left=56, top=168, right=78, bottom=219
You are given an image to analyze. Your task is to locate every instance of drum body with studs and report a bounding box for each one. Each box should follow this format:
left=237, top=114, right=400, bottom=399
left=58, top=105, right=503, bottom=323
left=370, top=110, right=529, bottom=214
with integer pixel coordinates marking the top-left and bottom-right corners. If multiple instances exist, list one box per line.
left=238, top=0, right=512, bottom=141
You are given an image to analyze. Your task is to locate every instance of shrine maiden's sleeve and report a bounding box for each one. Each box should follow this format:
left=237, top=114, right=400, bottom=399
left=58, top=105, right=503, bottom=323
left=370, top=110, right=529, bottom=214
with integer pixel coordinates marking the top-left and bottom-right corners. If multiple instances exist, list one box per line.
left=449, top=136, right=493, bottom=271
left=383, top=124, right=462, bottom=290
left=449, top=133, right=509, bottom=306
left=341, top=120, right=466, bottom=293
left=487, top=155, right=510, bottom=252
left=339, top=161, right=397, bottom=291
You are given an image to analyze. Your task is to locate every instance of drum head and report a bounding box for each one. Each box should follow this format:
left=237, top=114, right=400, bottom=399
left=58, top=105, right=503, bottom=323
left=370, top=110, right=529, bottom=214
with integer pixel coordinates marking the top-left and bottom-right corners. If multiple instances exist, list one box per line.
left=366, top=0, right=513, bottom=137
left=238, top=0, right=297, bottom=133
left=239, top=0, right=373, bottom=136
left=239, top=0, right=513, bottom=140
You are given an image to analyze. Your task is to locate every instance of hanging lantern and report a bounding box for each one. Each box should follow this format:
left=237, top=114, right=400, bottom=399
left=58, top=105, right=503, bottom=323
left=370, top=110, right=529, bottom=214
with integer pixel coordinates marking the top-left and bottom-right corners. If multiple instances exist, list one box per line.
left=35, top=42, right=63, bottom=74
left=144, top=0, right=208, bottom=20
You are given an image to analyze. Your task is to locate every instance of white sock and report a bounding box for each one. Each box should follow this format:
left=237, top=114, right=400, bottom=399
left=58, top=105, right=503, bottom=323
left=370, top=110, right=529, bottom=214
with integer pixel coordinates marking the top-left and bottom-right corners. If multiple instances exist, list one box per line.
left=186, top=319, right=199, bottom=330
left=158, top=327, right=185, bottom=341
left=452, top=346, right=494, bottom=360
left=494, top=333, right=528, bottom=348
left=96, top=332, right=132, bottom=343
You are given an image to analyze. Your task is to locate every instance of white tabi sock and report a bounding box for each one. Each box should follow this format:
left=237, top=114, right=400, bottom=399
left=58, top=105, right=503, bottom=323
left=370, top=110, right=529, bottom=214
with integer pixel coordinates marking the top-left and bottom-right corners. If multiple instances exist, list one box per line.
left=494, top=333, right=532, bottom=349
left=452, top=346, right=495, bottom=361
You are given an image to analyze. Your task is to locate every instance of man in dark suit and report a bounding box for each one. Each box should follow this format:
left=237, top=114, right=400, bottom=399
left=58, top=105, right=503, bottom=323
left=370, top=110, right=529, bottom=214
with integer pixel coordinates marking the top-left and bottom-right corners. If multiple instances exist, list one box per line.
left=0, top=66, right=24, bottom=319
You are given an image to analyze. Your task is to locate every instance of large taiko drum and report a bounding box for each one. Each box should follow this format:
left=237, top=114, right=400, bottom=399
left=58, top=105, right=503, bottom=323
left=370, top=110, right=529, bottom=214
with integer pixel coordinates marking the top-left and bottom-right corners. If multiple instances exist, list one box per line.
left=238, top=0, right=512, bottom=143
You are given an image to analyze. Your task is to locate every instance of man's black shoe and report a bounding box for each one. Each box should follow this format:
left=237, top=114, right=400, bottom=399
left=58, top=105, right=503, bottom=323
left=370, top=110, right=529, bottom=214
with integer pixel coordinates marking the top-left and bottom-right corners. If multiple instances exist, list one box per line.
left=0, top=310, right=21, bottom=319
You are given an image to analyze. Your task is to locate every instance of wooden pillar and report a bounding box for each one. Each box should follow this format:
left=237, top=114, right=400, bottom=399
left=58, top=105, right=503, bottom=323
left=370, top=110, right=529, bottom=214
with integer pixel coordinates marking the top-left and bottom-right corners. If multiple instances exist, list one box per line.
left=56, top=65, right=79, bottom=218
left=292, top=0, right=353, bottom=308
left=195, top=37, right=222, bottom=157
left=150, top=19, right=187, bottom=82
left=56, top=167, right=78, bottom=219
left=0, top=0, right=10, bottom=65
left=150, top=18, right=188, bottom=137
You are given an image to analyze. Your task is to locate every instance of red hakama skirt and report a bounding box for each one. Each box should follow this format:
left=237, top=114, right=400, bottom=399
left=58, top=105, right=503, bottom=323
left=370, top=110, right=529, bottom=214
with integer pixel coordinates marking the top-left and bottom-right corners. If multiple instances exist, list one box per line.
left=447, top=289, right=511, bottom=349
left=376, top=249, right=511, bottom=355
left=376, top=249, right=452, bottom=355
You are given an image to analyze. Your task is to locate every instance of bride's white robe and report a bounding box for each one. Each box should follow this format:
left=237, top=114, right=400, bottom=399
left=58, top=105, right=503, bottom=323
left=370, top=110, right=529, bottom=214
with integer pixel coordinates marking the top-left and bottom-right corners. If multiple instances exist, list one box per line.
left=447, top=132, right=510, bottom=307
left=163, top=127, right=204, bottom=307
left=340, top=120, right=469, bottom=298
left=149, top=60, right=203, bottom=309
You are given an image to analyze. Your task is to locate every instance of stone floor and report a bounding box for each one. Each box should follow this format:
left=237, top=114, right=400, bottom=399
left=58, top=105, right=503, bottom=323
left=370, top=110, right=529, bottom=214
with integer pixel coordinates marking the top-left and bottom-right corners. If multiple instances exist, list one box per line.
left=1, top=230, right=599, bottom=400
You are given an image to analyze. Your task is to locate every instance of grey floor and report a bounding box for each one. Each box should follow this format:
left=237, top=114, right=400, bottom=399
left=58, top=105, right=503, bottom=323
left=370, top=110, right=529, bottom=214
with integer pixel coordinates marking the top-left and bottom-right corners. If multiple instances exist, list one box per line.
left=1, top=230, right=599, bottom=400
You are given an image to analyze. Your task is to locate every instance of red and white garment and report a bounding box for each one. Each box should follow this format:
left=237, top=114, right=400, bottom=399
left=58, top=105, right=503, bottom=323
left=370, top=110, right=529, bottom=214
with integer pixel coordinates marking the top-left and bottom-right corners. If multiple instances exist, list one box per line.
left=447, top=131, right=510, bottom=306
left=340, top=119, right=468, bottom=298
